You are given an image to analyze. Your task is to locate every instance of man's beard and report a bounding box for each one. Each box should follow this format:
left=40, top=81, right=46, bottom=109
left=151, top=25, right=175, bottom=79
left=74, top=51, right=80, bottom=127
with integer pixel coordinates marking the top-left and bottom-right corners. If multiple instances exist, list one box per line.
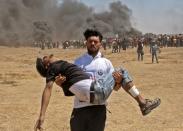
left=87, top=48, right=99, bottom=56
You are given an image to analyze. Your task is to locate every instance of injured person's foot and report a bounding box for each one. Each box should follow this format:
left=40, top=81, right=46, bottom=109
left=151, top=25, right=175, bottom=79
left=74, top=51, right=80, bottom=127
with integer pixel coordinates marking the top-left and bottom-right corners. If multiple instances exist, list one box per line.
left=139, top=98, right=161, bottom=116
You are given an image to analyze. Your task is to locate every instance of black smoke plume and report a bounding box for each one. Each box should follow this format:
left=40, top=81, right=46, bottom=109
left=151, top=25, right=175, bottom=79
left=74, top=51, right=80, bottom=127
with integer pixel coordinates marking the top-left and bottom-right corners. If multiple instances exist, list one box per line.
left=0, top=0, right=139, bottom=46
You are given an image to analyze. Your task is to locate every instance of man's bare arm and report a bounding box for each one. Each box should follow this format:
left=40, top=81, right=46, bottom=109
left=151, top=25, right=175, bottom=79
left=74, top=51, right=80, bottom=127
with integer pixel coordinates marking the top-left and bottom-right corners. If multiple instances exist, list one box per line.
left=34, top=81, right=54, bottom=131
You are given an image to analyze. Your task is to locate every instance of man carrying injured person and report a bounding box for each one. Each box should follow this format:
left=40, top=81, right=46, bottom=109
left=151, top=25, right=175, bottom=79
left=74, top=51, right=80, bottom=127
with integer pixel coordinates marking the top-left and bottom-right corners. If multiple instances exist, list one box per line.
left=34, top=29, right=161, bottom=131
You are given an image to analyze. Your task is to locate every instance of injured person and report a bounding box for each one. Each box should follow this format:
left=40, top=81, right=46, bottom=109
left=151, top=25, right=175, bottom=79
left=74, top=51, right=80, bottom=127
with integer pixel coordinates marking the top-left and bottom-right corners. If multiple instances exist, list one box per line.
left=36, top=54, right=118, bottom=104
left=36, top=54, right=161, bottom=116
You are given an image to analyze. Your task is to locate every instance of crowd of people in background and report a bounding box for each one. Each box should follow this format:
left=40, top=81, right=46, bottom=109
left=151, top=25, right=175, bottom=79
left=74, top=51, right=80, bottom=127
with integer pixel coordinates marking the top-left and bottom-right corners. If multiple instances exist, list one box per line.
left=108, top=33, right=183, bottom=53
left=33, top=33, right=183, bottom=64
left=33, top=33, right=183, bottom=51
left=33, top=39, right=86, bottom=50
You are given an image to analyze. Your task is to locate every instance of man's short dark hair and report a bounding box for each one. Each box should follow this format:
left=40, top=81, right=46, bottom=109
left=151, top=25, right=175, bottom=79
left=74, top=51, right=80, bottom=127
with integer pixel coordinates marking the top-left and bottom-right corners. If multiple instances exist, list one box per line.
left=36, top=58, right=47, bottom=77
left=84, top=29, right=103, bottom=42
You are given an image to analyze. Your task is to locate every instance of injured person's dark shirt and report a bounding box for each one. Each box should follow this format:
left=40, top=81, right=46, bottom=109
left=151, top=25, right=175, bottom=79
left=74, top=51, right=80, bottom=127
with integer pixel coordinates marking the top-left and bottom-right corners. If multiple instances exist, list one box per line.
left=46, top=60, right=90, bottom=96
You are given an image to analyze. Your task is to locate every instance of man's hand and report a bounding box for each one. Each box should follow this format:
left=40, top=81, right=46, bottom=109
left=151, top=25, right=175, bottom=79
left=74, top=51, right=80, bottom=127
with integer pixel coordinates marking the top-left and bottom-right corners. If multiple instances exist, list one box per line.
left=112, top=71, right=123, bottom=91
left=34, top=116, right=44, bottom=131
left=113, top=71, right=123, bottom=84
left=55, top=74, right=66, bottom=86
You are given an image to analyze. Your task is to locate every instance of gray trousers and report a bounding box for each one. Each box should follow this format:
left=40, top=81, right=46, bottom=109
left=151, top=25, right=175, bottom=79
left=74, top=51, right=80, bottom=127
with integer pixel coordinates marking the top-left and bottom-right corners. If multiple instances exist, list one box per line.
left=92, top=67, right=133, bottom=104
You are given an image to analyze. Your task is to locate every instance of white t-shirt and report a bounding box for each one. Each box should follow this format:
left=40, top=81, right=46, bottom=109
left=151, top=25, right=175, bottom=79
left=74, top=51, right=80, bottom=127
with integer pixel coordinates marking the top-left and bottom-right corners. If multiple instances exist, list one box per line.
left=73, top=52, right=114, bottom=108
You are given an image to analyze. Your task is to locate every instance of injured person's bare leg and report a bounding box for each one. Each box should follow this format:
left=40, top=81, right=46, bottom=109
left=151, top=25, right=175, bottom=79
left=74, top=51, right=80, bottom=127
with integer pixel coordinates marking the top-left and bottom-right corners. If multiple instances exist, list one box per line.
left=122, top=81, right=161, bottom=116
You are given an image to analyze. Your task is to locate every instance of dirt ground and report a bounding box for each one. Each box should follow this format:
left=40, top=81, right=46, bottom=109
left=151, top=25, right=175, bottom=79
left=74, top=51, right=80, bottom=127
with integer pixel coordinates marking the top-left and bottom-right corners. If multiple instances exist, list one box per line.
left=0, top=46, right=183, bottom=131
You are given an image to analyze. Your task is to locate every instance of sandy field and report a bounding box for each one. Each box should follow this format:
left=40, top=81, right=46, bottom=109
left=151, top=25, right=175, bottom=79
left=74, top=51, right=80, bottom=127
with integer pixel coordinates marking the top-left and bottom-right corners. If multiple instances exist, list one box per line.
left=0, top=46, right=183, bottom=131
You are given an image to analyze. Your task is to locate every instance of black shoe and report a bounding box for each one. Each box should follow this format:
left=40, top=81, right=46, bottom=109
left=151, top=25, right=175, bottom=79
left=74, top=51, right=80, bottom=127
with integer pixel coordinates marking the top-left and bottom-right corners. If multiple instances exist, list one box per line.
left=140, top=98, right=161, bottom=116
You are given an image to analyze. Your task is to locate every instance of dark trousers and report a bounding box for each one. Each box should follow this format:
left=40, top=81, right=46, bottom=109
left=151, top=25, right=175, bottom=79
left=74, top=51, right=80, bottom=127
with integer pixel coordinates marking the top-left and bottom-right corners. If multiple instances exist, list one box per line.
left=70, top=105, right=106, bottom=131
left=137, top=50, right=144, bottom=61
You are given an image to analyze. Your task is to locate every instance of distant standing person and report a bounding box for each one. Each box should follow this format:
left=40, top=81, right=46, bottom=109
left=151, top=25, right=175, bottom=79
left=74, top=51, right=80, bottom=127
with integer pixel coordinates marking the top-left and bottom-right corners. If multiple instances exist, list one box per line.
left=150, top=40, right=161, bottom=63
left=137, top=40, right=144, bottom=61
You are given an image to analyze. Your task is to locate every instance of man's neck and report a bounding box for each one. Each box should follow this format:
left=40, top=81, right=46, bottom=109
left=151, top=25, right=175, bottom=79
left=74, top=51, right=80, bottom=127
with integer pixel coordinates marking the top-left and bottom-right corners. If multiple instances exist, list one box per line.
left=88, top=52, right=98, bottom=58
left=91, top=54, right=97, bottom=58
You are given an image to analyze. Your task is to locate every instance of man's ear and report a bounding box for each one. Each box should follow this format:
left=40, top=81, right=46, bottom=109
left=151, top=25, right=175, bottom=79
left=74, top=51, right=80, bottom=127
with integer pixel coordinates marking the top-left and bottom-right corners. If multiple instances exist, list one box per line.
left=49, top=54, right=54, bottom=58
left=99, top=44, right=102, bottom=48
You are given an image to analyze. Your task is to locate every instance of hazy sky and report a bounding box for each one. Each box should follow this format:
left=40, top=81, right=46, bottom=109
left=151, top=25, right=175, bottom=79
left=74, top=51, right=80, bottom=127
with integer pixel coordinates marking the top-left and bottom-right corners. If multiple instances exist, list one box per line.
left=79, top=0, right=183, bottom=34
